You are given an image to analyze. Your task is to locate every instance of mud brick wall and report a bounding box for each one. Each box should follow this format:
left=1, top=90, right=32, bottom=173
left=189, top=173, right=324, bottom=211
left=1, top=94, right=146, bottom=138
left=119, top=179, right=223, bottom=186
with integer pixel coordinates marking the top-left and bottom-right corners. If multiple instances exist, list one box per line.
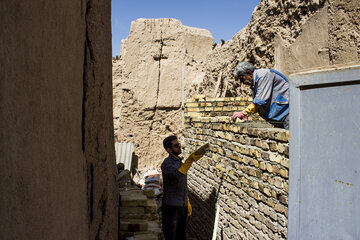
left=1, top=1, right=117, bottom=239
left=184, top=96, right=289, bottom=240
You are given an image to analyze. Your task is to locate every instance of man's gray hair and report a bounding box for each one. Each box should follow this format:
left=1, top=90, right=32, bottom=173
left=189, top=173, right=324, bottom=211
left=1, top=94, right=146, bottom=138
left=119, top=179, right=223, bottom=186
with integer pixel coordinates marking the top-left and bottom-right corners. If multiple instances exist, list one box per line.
left=233, top=62, right=255, bottom=78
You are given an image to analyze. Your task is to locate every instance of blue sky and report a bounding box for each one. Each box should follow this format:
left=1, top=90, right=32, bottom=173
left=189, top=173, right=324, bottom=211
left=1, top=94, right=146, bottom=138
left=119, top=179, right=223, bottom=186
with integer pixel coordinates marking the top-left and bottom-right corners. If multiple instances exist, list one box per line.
left=111, top=0, right=261, bottom=57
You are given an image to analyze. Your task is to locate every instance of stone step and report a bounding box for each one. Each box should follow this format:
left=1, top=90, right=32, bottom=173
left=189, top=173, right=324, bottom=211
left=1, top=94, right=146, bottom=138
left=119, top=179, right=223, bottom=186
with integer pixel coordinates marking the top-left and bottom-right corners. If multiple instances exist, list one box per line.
left=121, top=194, right=148, bottom=207
left=120, top=207, right=145, bottom=215
left=120, top=189, right=158, bottom=201
left=119, top=219, right=148, bottom=232
left=121, top=213, right=148, bottom=220
left=120, top=189, right=144, bottom=196
left=120, top=212, right=158, bottom=221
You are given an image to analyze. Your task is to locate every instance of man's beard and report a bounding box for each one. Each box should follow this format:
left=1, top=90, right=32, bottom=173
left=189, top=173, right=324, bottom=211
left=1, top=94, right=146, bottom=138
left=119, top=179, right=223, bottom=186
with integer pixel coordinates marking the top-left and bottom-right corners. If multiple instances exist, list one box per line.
left=172, top=150, right=181, bottom=156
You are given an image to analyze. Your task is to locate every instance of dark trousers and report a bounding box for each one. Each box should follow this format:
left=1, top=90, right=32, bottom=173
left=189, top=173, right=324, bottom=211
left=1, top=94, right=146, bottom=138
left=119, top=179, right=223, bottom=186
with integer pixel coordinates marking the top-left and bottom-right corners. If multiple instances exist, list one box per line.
left=162, top=204, right=187, bottom=240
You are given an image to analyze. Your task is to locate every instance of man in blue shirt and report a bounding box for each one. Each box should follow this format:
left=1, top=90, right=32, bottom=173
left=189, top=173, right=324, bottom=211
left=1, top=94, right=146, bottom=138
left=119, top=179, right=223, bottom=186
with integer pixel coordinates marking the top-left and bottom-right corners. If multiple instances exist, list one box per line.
left=232, top=62, right=289, bottom=129
left=161, top=135, right=206, bottom=240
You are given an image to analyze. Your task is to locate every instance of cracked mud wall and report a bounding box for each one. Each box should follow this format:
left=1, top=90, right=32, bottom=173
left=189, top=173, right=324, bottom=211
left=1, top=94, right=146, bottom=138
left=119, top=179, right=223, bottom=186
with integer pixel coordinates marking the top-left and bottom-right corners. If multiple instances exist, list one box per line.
left=83, top=0, right=118, bottom=239
left=113, top=18, right=214, bottom=171
left=0, top=1, right=117, bottom=239
left=328, top=0, right=360, bottom=64
left=198, top=0, right=360, bottom=97
left=275, top=0, right=360, bottom=76
left=197, top=0, right=327, bottom=97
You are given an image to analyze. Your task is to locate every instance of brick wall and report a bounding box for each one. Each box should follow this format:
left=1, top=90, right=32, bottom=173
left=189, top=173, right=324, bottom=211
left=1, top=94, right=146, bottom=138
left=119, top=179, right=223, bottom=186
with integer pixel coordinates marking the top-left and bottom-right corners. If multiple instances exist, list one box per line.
left=184, top=96, right=289, bottom=240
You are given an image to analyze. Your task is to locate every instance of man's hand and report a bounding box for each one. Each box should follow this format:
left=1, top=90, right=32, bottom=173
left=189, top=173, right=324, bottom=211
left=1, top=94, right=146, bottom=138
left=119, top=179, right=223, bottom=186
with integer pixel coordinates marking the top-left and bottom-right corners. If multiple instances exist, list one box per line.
left=193, top=142, right=210, bottom=158
left=232, top=111, right=248, bottom=121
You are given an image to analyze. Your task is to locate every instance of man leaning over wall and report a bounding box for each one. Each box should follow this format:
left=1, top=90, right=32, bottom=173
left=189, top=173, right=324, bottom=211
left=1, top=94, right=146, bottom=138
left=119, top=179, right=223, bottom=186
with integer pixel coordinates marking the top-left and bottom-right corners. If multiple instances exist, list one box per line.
left=232, top=62, right=290, bottom=129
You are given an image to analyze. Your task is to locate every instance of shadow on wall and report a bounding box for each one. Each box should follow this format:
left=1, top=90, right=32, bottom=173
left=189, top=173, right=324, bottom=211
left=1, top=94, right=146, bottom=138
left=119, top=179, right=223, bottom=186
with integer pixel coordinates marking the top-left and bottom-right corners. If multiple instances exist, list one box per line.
left=187, top=178, right=224, bottom=240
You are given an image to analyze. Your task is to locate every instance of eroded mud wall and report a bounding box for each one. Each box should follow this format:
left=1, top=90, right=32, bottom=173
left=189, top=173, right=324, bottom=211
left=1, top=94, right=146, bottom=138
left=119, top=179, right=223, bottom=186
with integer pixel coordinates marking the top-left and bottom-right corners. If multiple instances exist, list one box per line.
left=275, top=0, right=360, bottom=76
left=113, top=18, right=214, bottom=171
left=0, top=1, right=117, bottom=239
left=327, top=0, right=360, bottom=64
left=198, top=0, right=360, bottom=97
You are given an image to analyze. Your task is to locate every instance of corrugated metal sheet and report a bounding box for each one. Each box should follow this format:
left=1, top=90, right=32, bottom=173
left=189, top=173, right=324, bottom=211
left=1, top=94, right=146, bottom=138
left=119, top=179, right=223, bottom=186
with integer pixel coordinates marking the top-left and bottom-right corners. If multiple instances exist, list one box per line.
left=115, top=142, right=134, bottom=171
left=288, top=64, right=360, bottom=239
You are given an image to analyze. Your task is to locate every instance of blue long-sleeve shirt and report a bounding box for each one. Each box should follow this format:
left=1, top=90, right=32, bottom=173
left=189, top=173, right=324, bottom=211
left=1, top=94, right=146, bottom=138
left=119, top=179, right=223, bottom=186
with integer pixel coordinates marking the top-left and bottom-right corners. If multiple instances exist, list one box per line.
left=161, top=155, right=188, bottom=207
left=252, top=69, right=289, bottom=122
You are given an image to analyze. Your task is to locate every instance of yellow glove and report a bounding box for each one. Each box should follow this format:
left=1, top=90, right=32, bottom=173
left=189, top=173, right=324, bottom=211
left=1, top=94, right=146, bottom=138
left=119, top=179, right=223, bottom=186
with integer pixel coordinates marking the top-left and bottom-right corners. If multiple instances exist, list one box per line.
left=187, top=197, right=192, bottom=216
left=243, top=103, right=257, bottom=115
left=178, top=143, right=210, bottom=175
left=178, top=153, right=196, bottom=174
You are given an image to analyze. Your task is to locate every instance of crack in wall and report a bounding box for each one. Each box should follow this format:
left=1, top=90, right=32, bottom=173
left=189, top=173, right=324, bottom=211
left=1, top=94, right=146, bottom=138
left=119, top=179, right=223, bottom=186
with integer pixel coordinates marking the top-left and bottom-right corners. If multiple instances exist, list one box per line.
left=82, top=40, right=87, bottom=153
left=95, top=188, right=107, bottom=240
left=154, top=30, right=163, bottom=111
left=82, top=0, right=97, bottom=230
left=82, top=0, right=95, bottom=153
